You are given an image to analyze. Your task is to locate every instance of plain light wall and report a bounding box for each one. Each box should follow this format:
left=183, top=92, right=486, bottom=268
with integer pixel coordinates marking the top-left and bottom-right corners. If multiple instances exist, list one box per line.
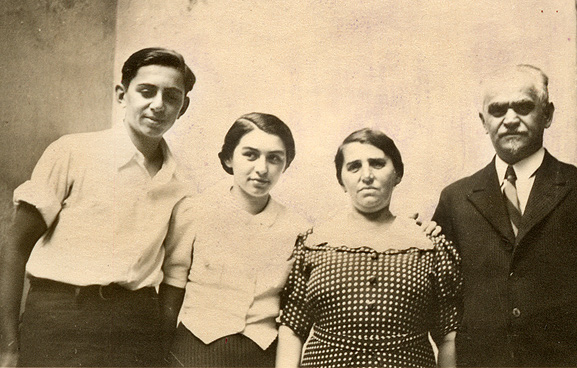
left=114, top=0, right=576, bottom=223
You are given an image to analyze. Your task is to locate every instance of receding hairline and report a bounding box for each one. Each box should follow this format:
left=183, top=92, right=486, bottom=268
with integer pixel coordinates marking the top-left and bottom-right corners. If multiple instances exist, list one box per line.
left=478, top=64, right=550, bottom=112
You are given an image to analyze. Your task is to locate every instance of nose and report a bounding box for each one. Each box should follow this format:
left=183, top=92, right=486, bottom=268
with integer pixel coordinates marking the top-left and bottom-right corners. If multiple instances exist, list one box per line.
left=361, top=165, right=374, bottom=183
left=503, top=107, right=520, bottom=128
left=255, top=157, right=268, bottom=175
left=150, top=93, right=165, bottom=112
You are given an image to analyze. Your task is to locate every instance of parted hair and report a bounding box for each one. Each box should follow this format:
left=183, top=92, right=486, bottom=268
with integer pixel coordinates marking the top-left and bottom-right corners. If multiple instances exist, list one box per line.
left=218, top=112, right=296, bottom=175
left=334, top=128, right=404, bottom=186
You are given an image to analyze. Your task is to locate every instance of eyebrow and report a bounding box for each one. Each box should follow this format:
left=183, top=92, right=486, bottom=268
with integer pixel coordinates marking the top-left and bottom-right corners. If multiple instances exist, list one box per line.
left=368, top=158, right=386, bottom=162
left=241, top=146, right=286, bottom=155
left=136, top=83, right=184, bottom=94
left=488, top=98, right=534, bottom=106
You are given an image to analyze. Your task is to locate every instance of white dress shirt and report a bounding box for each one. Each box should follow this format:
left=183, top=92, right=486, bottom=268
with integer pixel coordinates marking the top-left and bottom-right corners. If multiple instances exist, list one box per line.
left=14, top=126, right=189, bottom=290
left=495, top=147, right=545, bottom=214
left=165, top=181, right=310, bottom=349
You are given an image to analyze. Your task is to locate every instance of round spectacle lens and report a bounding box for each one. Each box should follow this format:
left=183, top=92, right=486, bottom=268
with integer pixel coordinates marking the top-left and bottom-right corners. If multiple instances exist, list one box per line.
left=511, top=101, right=535, bottom=115
left=488, top=101, right=535, bottom=117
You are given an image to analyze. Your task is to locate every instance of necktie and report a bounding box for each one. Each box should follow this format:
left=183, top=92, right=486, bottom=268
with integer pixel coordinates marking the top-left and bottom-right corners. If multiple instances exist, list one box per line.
left=502, top=165, right=522, bottom=235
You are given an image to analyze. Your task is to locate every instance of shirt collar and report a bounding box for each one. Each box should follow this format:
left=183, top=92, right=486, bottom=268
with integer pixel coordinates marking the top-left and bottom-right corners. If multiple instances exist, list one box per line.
left=110, top=124, right=139, bottom=168
left=214, top=182, right=282, bottom=227
left=109, top=124, right=178, bottom=183
left=495, top=147, right=545, bottom=183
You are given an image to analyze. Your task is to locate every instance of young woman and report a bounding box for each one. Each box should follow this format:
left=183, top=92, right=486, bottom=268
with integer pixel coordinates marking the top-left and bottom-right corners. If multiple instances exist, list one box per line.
left=165, top=112, right=309, bottom=367
left=277, top=128, right=462, bottom=368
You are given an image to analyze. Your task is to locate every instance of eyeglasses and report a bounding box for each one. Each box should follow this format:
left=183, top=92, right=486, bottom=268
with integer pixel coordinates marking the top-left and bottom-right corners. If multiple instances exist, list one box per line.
left=487, top=101, right=536, bottom=117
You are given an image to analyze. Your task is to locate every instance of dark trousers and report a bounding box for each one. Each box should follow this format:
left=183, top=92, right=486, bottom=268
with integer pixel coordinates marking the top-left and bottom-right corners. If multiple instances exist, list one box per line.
left=18, top=278, right=162, bottom=367
left=168, top=323, right=277, bottom=367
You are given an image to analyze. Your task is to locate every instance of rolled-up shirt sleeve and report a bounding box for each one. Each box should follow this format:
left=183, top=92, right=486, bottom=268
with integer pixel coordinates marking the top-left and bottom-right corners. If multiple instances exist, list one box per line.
left=13, top=136, right=74, bottom=227
left=162, top=196, right=196, bottom=288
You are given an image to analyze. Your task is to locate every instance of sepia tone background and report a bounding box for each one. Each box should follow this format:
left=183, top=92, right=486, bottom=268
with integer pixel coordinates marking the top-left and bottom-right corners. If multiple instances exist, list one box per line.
left=1, top=0, right=576, bottom=232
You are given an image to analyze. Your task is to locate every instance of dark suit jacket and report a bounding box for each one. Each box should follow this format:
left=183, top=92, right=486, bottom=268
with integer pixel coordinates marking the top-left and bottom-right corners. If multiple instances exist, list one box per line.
left=433, top=151, right=577, bottom=367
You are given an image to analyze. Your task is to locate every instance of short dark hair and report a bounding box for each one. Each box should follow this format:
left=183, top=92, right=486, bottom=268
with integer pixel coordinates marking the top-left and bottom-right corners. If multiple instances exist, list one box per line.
left=218, top=112, right=296, bottom=175
left=121, top=47, right=195, bottom=94
left=334, top=128, right=404, bottom=186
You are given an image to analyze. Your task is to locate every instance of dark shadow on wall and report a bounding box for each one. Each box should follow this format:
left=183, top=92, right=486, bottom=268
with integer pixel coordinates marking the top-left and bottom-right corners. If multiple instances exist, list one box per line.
left=0, top=0, right=117, bottom=194
left=0, top=179, right=12, bottom=247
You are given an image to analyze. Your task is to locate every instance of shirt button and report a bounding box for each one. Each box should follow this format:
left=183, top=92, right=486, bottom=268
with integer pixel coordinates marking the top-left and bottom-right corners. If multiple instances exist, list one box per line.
left=370, top=252, right=379, bottom=260
left=368, top=275, right=377, bottom=284
left=512, top=308, right=521, bottom=317
left=509, top=272, right=514, bottom=277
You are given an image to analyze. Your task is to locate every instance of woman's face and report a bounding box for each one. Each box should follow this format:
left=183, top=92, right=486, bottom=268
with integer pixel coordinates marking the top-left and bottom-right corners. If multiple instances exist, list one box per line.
left=340, top=142, right=400, bottom=214
left=225, top=128, right=287, bottom=199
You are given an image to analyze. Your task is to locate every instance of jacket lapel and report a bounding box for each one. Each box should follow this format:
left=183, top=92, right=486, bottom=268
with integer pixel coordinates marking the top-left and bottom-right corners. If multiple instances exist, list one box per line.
left=516, top=151, right=572, bottom=245
left=467, top=159, right=516, bottom=246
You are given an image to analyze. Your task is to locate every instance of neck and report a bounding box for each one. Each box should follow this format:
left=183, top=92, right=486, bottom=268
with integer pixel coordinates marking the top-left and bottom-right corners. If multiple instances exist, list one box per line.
left=230, top=186, right=270, bottom=215
left=123, top=122, right=163, bottom=160
left=123, top=123, right=164, bottom=177
left=350, top=206, right=395, bottom=225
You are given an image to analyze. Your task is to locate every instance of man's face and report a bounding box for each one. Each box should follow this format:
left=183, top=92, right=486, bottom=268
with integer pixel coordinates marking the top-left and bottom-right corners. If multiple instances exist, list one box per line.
left=480, top=72, right=553, bottom=164
left=116, top=65, right=189, bottom=141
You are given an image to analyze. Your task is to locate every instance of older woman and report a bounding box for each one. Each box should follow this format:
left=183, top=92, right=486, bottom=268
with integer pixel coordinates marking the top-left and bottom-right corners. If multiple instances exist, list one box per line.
left=276, top=128, right=462, bottom=368
left=165, top=113, right=309, bottom=367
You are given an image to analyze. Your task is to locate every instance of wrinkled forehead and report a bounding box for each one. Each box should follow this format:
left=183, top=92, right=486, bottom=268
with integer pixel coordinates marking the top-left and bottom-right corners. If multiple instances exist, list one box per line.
left=482, top=72, right=540, bottom=108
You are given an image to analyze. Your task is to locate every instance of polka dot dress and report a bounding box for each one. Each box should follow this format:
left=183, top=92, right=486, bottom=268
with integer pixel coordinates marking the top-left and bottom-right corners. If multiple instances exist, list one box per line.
left=280, top=227, right=462, bottom=368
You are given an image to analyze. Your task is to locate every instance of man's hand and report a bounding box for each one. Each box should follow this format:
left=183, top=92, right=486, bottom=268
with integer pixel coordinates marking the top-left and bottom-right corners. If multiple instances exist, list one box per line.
left=409, top=213, right=442, bottom=236
left=0, top=349, right=19, bottom=367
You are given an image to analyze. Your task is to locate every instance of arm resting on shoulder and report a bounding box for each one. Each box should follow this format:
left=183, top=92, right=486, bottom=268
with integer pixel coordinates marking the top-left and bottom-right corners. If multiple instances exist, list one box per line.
left=0, top=202, right=47, bottom=367
left=436, top=331, right=456, bottom=368
left=276, top=325, right=304, bottom=368
left=408, top=213, right=441, bottom=237
left=158, top=283, right=185, bottom=359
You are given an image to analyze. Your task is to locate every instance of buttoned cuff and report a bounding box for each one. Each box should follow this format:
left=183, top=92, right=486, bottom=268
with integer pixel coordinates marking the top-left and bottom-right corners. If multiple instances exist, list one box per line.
left=161, top=273, right=188, bottom=289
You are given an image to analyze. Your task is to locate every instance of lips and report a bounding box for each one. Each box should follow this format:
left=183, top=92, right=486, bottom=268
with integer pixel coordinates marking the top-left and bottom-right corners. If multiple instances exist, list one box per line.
left=144, top=115, right=165, bottom=124
left=358, top=186, right=378, bottom=192
left=500, top=130, right=526, bottom=137
left=250, top=178, right=270, bottom=186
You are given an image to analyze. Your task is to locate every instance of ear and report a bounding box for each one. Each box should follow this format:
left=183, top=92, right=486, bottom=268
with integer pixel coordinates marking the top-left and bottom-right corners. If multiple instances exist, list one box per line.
left=178, top=96, right=190, bottom=118
left=479, top=112, right=488, bottom=133
left=115, top=85, right=126, bottom=106
left=394, top=174, right=402, bottom=186
left=341, top=184, right=347, bottom=193
left=224, top=157, right=233, bottom=171
left=543, top=102, right=554, bottom=129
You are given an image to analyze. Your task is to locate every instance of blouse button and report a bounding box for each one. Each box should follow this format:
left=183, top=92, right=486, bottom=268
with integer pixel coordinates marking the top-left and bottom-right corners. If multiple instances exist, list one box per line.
left=366, top=299, right=377, bottom=310
left=370, top=252, right=379, bottom=260
left=512, top=308, right=521, bottom=317
left=368, top=275, right=377, bottom=284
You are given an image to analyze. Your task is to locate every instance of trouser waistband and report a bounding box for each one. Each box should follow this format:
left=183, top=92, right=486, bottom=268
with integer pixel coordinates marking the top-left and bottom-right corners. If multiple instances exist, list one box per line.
left=28, top=277, right=156, bottom=301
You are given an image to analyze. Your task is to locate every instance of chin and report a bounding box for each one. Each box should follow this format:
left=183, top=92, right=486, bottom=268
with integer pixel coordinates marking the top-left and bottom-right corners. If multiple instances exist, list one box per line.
left=357, top=203, right=386, bottom=213
left=247, top=189, right=270, bottom=199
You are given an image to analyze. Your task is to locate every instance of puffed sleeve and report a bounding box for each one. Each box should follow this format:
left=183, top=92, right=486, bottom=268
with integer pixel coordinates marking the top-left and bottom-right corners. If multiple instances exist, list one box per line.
left=279, top=228, right=314, bottom=340
left=162, top=196, right=196, bottom=288
left=429, top=233, right=462, bottom=344
left=13, top=136, right=75, bottom=227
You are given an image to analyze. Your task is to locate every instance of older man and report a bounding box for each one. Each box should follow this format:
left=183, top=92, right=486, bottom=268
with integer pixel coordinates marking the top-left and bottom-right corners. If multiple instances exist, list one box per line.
left=433, top=65, right=577, bottom=366
left=0, top=48, right=195, bottom=367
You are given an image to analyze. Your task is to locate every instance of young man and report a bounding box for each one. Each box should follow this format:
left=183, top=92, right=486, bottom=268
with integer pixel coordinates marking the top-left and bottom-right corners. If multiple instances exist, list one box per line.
left=0, top=48, right=195, bottom=367
left=433, top=65, right=577, bottom=366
